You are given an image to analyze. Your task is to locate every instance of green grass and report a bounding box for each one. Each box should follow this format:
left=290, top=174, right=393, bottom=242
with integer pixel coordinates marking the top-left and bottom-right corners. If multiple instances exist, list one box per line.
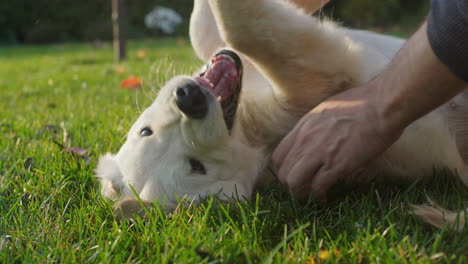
left=1, top=39, right=467, bottom=263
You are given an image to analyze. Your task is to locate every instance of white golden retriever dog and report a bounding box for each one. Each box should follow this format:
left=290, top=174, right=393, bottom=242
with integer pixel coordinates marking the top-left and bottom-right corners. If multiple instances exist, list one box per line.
left=96, top=0, right=467, bottom=229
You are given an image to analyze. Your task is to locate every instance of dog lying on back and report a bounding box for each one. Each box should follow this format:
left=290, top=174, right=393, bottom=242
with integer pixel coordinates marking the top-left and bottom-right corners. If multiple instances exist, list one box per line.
left=96, top=0, right=467, bottom=229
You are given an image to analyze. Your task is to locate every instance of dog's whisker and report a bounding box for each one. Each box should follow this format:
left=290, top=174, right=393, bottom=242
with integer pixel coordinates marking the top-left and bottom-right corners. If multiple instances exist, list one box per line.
left=134, top=90, right=142, bottom=115
left=119, top=134, right=127, bottom=144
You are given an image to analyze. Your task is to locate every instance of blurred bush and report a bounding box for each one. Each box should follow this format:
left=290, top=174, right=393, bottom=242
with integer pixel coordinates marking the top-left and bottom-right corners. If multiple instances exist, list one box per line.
left=0, top=0, right=429, bottom=44
left=324, top=0, right=429, bottom=31
left=0, top=0, right=193, bottom=44
left=0, top=0, right=111, bottom=43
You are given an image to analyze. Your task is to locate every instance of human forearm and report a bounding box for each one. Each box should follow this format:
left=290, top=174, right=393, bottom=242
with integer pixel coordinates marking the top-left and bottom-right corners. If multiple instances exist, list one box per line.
left=370, top=22, right=467, bottom=135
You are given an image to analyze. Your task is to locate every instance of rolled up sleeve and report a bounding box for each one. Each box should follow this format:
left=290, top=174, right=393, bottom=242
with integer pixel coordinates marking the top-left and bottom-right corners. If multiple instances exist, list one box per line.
left=427, top=0, right=468, bottom=82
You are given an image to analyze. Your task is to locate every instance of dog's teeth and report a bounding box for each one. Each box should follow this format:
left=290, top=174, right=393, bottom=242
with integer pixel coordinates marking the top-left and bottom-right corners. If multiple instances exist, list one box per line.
left=202, top=77, right=214, bottom=88
left=199, top=64, right=209, bottom=75
left=218, top=54, right=236, bottom=64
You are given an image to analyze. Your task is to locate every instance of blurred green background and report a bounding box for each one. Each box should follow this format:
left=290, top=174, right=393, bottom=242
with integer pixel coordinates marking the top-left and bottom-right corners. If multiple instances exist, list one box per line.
left=0, top=0, right=429, bottom=44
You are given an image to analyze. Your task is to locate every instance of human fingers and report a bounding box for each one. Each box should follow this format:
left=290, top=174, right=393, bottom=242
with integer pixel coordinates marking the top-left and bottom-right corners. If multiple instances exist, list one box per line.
left=284, top=155, right=324, bottom=198
left=308, top=165, right=345, bottom=203
left=272, top=123, right=302, bottom=172
left=274, top=121, right=317, bottom=184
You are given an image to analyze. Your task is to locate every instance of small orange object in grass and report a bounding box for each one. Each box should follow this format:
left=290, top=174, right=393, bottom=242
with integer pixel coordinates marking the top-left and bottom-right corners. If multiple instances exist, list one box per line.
left=305, top=249, right=341, bottom=264
left=115, top=65, right=125, bottom=74
left=177, top=37, right=186, bottom=46
left=120, top=76, right=142, bottom=89
left=137, top=49, right=147, bottom=59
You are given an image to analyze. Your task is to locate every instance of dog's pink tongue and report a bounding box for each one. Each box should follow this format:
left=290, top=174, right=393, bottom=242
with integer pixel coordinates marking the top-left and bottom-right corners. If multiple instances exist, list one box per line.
left=203, top=58, right=238, bottom=100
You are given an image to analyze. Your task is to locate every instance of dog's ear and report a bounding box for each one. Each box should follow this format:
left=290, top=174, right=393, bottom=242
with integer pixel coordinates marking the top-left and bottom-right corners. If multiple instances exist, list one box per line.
left=96, top=153, right=123, bottom=200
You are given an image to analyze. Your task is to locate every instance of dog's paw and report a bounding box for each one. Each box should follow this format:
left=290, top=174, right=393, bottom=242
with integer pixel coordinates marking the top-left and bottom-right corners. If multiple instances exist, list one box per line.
left=113, top=197, right=153, bottom=221
left=410, top=204, right=466, bottom=231
left=101, top=179, right=121, bottom=200
left=96, top=153, right=124, bottom=200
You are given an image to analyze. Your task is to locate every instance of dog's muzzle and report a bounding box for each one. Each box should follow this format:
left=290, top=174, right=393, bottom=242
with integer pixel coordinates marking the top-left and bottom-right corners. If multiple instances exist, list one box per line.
left=194, top=49, right=243, bottom=131
left=173, top=50, right=243, bottom=131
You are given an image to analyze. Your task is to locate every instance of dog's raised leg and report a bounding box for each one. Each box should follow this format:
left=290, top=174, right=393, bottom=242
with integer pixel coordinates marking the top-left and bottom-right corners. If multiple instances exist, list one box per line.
left=207, top=0, right=384, bottom=110
left=190, top=0, right=326, bottom=61
left=190, top=0, right=225, bottom=61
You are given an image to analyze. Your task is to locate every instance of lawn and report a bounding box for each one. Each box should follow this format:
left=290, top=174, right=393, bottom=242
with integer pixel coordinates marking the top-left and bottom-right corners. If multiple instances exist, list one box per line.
left=0, top=38, right=467, bottom=263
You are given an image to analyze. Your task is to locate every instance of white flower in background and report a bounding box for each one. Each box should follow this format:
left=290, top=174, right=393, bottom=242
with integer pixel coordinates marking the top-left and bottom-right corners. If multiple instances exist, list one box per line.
left=144, top=6, right=183, bottom=35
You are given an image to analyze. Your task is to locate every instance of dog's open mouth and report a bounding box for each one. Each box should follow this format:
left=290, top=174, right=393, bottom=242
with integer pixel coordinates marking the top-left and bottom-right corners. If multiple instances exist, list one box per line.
left=194, top=50, right=243, bottom=131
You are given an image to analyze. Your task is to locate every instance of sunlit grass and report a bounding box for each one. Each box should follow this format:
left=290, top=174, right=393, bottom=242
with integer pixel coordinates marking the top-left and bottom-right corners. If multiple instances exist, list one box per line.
left=0, top=39, right=466, bottom=263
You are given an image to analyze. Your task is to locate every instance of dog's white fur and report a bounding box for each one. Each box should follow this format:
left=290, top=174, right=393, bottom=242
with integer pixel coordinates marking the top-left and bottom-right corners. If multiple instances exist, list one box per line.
left=97, top=0, right=467, bottom=228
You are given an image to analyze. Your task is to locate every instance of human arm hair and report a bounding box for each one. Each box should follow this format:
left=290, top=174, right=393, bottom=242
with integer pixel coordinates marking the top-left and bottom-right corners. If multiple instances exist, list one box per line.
left=374, top=21, right=467, bottom=135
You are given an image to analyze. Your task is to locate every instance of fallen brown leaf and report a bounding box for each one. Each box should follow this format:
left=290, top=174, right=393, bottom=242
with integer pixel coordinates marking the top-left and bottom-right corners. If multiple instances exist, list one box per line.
left=120, top=76, right=142, bottom=89
left=136, top=49, right=147, bottom=59
left=115, top=65, right=125, bottom=74
left=66, top=146, right=88, bottom=156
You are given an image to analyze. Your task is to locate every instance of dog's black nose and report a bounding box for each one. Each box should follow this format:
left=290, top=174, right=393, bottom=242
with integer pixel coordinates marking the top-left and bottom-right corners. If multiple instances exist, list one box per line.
left=175, top=80, right=207, bottom=119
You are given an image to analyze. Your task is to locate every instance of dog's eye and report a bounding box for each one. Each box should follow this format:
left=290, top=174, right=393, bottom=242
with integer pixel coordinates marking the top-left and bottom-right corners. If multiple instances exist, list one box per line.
left=189, top=158, right=206, bottom=175
left=140, top=127, right=153, bottom=137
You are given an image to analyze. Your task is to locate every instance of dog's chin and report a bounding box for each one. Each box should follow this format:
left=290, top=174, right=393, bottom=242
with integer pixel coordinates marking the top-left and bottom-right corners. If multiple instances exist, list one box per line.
left=194, top=50, right=243, bottom=132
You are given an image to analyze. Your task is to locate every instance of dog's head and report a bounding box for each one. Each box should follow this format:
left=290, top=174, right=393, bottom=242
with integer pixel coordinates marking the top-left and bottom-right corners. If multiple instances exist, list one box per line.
left=96, top=50, right=262, bottom=208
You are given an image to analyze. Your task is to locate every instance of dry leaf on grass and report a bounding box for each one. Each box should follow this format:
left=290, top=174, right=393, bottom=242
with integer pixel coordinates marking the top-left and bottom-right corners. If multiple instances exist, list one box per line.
left=65, top=146, right=88, bottom=156
left=115, top=65, right=125, bottom=74
left=136, top=49, right=147, bottom=59
left=120, top=76, right=142, bottom=89
left=177, top=37, right=186, bottom=46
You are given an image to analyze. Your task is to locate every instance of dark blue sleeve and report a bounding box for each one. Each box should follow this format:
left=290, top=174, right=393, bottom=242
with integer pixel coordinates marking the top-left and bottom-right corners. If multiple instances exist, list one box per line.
left=427, top=0, right=468, bottom=82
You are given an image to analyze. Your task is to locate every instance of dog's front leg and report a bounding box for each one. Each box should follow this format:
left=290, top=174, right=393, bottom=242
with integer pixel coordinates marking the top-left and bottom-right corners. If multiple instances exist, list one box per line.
left=207, top=0, right=367, bottom=110
left=190, top=0, right=225, bottom=61
left=190, top=0, right=325, bottom=62
left=113, top=197, right=153, bottom=220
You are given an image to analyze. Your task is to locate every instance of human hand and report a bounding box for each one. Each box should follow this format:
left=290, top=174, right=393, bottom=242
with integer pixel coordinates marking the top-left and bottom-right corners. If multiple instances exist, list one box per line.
left=272, top=85, right=403, bottom=202
left=273, top=21, right=468, bottom=202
